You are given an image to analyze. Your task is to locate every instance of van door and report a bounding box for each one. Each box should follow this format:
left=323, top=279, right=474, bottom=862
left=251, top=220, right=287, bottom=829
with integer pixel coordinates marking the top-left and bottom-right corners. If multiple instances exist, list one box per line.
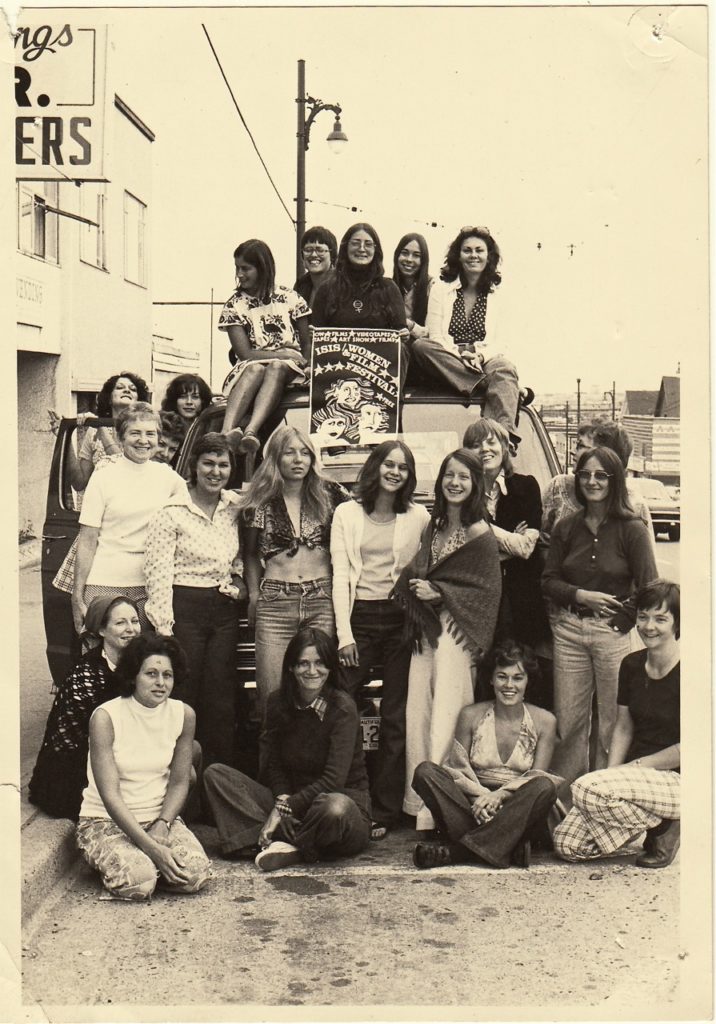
left=41, top=419, right=98, bottom=686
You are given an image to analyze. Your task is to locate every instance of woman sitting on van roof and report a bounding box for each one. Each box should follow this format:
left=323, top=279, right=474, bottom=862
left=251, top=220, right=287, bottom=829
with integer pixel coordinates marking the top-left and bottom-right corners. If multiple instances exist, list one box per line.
left=218, top=238, right=311, bottom=461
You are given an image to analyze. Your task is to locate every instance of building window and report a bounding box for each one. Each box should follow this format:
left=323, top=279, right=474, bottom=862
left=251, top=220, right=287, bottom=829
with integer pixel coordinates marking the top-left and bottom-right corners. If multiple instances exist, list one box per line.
left=79, top=184, right=107, bottom=270
left=124, top=190, right=147, bottom=287
left=17, top=181, right=59, bottom=264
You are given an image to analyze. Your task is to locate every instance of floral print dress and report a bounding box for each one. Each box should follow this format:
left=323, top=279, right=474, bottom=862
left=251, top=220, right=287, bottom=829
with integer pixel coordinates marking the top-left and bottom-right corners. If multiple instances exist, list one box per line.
left=218, top=285, right=311, bottom=397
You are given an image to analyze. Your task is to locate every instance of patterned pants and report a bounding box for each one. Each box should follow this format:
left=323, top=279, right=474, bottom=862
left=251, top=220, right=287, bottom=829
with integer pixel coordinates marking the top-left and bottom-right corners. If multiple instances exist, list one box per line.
left=76, top=816, right=212, bottom=900
left=552, top=766, right=680, bottom=862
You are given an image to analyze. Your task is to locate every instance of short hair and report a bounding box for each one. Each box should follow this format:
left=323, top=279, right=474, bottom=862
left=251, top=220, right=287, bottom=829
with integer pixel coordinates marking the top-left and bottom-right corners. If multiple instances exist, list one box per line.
left=276, top=626, right=343, bottom=717
left=115, top=401, right=161, bottom=440
left=431, top=448, right=487, bottom=531
left=462, top=417, right=513, bottom=477
left=635, top=579, right=680, bottom=639
left=392, top=232, right=431, bottom=326
left=161, top=374, right=212, bottom=416
left=476, top=639, right=541, bottom=702
left=574, top=446, right=634, bottom=519
left=441, top=227, right=502, bottom=294
left=188, top=431, right=235, bottom=485
left=591, top=420, right=633, bottom=468
left=96, top=372, right=150, bottom=417
left=301, top=226, right=338, bottom=265
left=355, top=439, right=418, bottom=514
left=114, top=634, right=187, bottom=697
left=233, top=239, right=276, bottom=304
left=159, top=411, right=187, bottom=444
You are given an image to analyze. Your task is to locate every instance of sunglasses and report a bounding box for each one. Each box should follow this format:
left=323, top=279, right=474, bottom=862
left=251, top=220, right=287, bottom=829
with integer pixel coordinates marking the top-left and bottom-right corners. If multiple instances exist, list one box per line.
left=460, top=225, right=491, bottom=236
left=576, top=470, right=612, bottom=483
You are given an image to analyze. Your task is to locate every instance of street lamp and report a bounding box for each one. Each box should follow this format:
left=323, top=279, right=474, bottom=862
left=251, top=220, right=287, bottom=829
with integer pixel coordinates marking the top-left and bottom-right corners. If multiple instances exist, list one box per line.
left=295, top=58, right=348, bottom=279
left=603, top=380, right=616, bottom=419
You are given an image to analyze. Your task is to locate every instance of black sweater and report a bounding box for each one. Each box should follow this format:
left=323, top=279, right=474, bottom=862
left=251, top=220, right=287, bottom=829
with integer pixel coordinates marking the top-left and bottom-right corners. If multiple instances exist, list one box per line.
left=264, top=688, right=370, bottom=817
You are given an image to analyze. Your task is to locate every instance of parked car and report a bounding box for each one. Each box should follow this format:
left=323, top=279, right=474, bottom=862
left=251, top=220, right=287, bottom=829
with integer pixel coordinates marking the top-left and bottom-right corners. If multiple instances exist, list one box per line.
left=42, top=386, right=560, bottom=767
left=628, top=476, right=680, bottom=541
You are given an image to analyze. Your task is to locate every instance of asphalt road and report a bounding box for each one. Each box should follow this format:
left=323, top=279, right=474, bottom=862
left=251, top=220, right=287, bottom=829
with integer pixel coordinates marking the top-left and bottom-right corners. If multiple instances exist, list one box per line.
left=19, top=542, right=682, bottom=1012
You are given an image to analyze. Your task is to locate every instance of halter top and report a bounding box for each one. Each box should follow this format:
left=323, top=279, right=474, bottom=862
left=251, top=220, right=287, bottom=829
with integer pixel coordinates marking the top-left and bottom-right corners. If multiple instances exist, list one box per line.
left=470, top=703, right=538, bottom=788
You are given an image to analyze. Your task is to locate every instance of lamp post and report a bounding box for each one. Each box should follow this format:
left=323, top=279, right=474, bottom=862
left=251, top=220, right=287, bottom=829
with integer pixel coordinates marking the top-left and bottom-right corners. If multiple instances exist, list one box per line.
left=603, top=380, right=616, bottom=419
left=576, top=377, right=581, bottom=425
left=295, top=59, right=348, bottom=279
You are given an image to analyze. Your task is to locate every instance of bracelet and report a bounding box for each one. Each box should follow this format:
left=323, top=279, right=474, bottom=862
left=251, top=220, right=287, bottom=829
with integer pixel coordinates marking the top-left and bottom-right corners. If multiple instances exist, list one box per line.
left=275, top=798, right=292, bottom=818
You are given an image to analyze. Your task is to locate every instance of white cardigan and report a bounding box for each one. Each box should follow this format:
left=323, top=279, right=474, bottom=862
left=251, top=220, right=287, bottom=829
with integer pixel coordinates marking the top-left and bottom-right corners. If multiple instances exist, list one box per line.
left=330, top=500, right=430, bottom=649
left=425, top=278, right=502, bottom=361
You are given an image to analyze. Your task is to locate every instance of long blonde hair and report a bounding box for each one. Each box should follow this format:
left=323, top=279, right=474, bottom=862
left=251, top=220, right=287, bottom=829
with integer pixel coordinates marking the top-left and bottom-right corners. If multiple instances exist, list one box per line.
left=239, top=425, right=334, bottom=522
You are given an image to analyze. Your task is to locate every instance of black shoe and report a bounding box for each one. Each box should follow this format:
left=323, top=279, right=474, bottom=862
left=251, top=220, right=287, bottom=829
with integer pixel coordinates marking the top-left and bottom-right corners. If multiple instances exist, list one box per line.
left=636, top=820, right=680, bottom=868
left=641, top=818, right=672, bottom=855
left=413, top=842, right=454, bottom=869
left=510, top=840, right=531, bottom=868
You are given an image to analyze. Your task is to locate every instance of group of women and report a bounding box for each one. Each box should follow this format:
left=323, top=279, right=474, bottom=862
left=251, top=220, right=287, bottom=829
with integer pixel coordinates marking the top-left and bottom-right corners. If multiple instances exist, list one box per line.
left=31, top=350, right=680, bottom=894
left=216, top=223, right=524, bottom=462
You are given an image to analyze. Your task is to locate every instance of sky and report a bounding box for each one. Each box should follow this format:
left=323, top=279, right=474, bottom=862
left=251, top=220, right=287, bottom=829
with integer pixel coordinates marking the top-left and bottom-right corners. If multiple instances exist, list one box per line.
left=20, top=4, right=710, bottom=396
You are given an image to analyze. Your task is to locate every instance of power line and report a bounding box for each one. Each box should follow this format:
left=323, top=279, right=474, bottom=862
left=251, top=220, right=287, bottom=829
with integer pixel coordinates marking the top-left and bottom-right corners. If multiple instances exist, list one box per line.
left=202, top=24, right=294, bottom=226
left=307, top=197, right=445, bottom=230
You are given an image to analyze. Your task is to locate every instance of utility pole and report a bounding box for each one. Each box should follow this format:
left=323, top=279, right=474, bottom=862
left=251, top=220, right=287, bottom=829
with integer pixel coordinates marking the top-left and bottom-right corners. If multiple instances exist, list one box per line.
left=576, top=378, right=581, bottom=425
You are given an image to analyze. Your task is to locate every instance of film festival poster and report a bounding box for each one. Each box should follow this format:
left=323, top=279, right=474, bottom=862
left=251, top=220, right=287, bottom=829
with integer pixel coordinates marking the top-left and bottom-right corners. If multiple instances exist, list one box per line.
left=309, top=327, right=401, bottom=448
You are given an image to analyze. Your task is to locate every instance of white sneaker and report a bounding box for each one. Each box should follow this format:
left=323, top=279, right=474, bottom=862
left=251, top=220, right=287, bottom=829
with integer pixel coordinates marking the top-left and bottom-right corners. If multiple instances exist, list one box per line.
left=254, top=841, right=302, bottom=872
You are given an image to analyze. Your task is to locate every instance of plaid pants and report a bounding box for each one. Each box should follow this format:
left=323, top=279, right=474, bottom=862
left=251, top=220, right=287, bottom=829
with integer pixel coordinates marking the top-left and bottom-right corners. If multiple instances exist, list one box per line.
left=553, top=765, right=680, bottom=861
left=77, top=816, right=212, bottom=900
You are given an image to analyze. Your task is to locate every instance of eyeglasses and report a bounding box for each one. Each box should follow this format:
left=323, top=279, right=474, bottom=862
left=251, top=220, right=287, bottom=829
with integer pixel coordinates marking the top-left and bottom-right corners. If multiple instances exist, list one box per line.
left=460, top=225, right=491, bottom=236
left=348, top=239, right=375, bottom=249
left=576, top=470, right=612, bottom=483
left=302, top=245, right=330, bottom=256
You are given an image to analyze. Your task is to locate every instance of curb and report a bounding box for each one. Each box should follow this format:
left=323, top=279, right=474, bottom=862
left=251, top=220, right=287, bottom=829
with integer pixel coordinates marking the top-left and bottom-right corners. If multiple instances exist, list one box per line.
left=22, top=800, right=79, bottom=933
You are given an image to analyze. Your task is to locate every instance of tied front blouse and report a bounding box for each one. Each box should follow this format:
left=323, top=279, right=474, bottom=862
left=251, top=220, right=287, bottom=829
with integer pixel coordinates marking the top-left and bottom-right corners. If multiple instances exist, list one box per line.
left=245, top=481, right=349, bottom=564
left=144, top=490, right=243, bottom=635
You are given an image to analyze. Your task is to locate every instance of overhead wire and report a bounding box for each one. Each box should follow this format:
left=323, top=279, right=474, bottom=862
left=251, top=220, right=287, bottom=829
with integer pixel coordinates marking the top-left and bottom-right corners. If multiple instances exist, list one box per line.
left=202, top=24, right=294, bottom=226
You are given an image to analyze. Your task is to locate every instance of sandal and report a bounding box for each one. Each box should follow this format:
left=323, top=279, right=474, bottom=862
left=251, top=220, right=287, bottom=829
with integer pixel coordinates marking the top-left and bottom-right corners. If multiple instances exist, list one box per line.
left=238, top=431, right=261, bottom=454
left=370, top=821, right=390, bottom=841
left=224, top=427, right=244, bottom=453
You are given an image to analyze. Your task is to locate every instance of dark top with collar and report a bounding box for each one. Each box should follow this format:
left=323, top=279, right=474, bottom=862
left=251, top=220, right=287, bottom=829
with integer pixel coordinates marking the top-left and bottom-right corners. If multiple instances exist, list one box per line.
left=541, top=511, right=657, bottom=608
left=264, top=687, right=370, bottom=818
left=617, top=650, right=680, bottom=769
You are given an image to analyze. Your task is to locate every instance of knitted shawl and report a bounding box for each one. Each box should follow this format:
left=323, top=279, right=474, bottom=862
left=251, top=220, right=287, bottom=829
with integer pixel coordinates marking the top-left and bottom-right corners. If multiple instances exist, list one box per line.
left=391, top=525, right=501, bottom=655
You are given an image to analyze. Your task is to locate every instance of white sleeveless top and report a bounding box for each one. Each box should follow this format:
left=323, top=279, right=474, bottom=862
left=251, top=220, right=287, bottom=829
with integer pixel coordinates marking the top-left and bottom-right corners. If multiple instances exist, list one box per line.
left=80, top=696, right=185, bottom=822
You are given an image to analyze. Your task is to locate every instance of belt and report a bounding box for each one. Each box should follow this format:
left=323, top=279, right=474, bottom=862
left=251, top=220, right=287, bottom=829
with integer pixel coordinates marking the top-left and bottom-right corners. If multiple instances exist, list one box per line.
left=568, top=604, right=603, bottom=619
left=260, top=577, right=331, bottom=596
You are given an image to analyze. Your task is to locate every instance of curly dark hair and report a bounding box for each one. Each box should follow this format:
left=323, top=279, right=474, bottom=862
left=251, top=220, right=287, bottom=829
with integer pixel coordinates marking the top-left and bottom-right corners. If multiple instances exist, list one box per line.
left=161, top=374, right=213, bottom=417
left=355, top=439, right=417, bottom=514
left=431, top=448, right=487, bottom=531
left=574, top=446, right=634, bottom=519
left=441, top=227, right=502, bottom=294
left=475, top=639, right=541, bottom=703
left=233, top=239, right=276, bottom=304
left=159, top=411, right=187, bottom=444
left=301, top=226, right=338, bottom=265
left=188, top=431, right=235, bottom=486
left=275, top=626, right=344, bottom=720
left=590, top=420, right=633, bottom=469
left=96, top=372, right=150, bottom=417
left=114, top=634, right=188, bottom=697
left=393, top=233, right=431, bottom=327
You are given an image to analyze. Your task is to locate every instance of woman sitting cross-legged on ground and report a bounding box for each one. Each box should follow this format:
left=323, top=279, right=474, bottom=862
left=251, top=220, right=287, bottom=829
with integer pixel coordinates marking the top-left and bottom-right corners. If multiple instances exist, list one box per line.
left=412, top=640, right=560, bottom=869
left=553, top=580, right=680, bottom=868
left=203, top=627, right=371, bottom=871
left=218, top=239, right=311, bottom=460
left=330, top=439, right=430, bottom=839
left=392, top=448, right=502, bottom=831
left=76, top=634, right=212, bottom=900
left=29, top=595, right=142, bottom=820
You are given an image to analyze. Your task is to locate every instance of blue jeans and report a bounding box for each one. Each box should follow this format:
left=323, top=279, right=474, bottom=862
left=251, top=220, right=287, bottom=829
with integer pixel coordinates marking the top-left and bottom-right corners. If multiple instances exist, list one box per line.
left=551, top=610, right=632, bottom=787
left=254, top=577, right=335, bottom=713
